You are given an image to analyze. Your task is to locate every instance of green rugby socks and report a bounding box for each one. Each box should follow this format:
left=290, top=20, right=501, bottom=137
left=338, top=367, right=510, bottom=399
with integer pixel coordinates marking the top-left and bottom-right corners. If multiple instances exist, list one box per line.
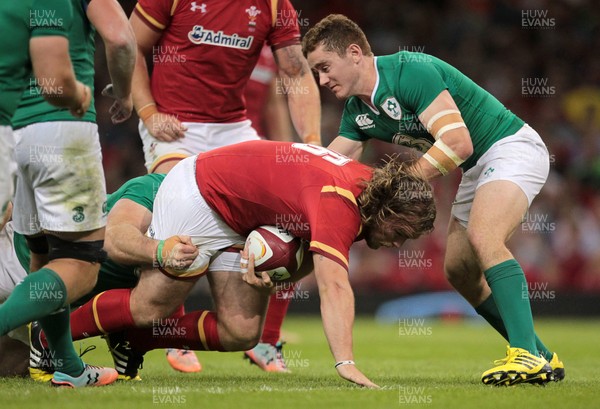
left=0, top=267, right=83, bottom=376
left=39, top=306, right=84, bottom=376
left=475, top=293, right=552, bottom=360
left=483, top=259, right=537, bottom=354
left=0, top=268, right=66, bottom=335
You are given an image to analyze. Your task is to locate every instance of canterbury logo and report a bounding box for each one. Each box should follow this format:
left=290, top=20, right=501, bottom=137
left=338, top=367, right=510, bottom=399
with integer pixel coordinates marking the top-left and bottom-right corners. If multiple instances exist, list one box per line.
left=355, top=114, right=374, bottom=129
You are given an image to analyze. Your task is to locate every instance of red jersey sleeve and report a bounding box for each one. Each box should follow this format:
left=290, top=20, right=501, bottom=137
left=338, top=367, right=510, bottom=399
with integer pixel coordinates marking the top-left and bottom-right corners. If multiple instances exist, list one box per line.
left=134, top=0, right=175, bottom=32
left=308, top=188, right=362, bottom=271
left=267, top=0, right=301, bottom=50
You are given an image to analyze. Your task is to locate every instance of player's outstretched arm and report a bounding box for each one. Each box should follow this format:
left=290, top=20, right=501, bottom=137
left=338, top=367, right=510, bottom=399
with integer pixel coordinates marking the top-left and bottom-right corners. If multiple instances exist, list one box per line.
left=29, top=36, right=91, bottom=118
left=327, top=136, right=365, bottom=160
left=313, top=253, right=379, bottom=389
left=87, top=0, right=136, bottom=123
left=274, top=44, right=322, bottom=145
left=105, top=198, right=197, bottom=267
left=414, top=90, right=474, bottom=179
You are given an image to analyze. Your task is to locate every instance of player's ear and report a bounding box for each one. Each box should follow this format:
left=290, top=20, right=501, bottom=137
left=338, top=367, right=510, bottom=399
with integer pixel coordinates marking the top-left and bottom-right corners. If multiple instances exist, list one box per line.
left=347, top=44, right=363, bottom=62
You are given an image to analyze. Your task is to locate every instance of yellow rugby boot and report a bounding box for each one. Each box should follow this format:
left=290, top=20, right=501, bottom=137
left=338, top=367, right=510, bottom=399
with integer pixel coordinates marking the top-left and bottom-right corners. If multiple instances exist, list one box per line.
left=482, top=346, right=553, bottom=386
left=549, top=352, right=565, bottom=381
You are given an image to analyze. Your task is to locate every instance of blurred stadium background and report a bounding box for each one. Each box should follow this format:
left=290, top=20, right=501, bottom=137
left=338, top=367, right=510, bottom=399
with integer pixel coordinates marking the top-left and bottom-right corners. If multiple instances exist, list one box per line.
left=95, top=1, right=600, bottom=317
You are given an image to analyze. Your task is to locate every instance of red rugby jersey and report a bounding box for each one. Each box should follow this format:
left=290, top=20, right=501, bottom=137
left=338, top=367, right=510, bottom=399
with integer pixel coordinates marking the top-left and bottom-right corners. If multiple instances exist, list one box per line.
left=135, top=0, right=300, bottom=123
left=195, top=141, right=373, bottom=270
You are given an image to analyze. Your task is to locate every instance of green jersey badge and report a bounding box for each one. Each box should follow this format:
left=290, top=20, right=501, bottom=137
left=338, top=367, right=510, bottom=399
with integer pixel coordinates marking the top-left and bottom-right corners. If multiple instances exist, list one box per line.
left=381, top=97, right=402, bottom=120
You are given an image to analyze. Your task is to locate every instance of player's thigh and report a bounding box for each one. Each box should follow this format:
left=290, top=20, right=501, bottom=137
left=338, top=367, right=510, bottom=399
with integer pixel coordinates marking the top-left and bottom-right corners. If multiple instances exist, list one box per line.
left=454, top=126, right=549, bottom=258
left=12, top=121, right=107, bottom=235
left=207, top=251, right=270, bottom=337
left=469, top=180, right=529, bottom=250
left=130, top=267, right=197, bottom=326
left=50, top=227, right=105, bottom=242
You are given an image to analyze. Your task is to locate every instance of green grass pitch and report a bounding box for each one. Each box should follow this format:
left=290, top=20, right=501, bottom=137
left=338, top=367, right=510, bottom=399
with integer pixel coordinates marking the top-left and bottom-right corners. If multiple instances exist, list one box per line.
left=0, top=317, right=597, bottom=409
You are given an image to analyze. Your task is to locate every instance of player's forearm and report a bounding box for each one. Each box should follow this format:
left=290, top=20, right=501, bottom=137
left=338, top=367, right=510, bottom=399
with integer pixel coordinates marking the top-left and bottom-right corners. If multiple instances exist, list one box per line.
left=105, top=224, right=158, bottom=266
left=410, top=158, right=446, bottom=180
left=318, top=276, right=356, bottom=362
left=265, top=83, right=294, bottom=141
left=86, top=0, right=136, bottom=99
left=327, top=136, right=364, bottom=161
left=132, top=49, right=156, bottom=112
left=412, top=131, right=473, bottom=180
left=105, top=39, right=136, bottom=99
left=285, top=71, right=322, bottom=145
left=40, top=77, right=86, bottom=111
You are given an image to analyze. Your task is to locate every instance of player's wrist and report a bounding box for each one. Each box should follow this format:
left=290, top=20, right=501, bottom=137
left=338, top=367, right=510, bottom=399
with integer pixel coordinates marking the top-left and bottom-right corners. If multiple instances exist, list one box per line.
left=303, top=134, right=321, bottom=145
left=72, top=82, right=88, bottom=113
left=137, top=102, right=158, bottom=122
left=155, top=239, right=165, bottom=267
left=334, top=360, right=355, bottom=369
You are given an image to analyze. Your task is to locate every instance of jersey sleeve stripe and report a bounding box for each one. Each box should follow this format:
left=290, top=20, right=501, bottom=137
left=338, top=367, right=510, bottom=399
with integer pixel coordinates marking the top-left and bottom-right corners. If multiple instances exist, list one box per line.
left=321, top=186, right=357, bottom=206
left=271, top=0, right=279, bottom=27
left=135, top=3, right=167, bottom=30
left=170, top=0, right=180, bottom=16
left=310, top=240, right=349, bottom=269
left=197, top=310, right=210, bottom=350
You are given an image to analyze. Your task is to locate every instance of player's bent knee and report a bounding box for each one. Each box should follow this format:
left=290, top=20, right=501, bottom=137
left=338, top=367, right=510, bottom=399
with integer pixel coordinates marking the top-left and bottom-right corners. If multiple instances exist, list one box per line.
left=444, top=266, right=466, bottom=288
left=130, top=298, right=180, bottom=327
left=219, top=321, right=261, bottom=351
left=443, top=255, right=463, bottom=282
left=465, top=229, right=504, bottom=256
left=221, top=333, right=260, bottom=352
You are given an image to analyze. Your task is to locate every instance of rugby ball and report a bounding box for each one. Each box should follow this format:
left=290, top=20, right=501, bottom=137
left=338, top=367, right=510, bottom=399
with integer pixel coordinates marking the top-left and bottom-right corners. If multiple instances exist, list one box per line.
left=245, top=226, right=304, bottom=281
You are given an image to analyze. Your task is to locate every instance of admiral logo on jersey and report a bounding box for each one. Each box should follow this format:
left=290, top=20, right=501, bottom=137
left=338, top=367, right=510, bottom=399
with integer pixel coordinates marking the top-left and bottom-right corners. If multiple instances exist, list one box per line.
left=355, top=114, right=375, bottom=130
left=188, top=25, right=254, bottom=50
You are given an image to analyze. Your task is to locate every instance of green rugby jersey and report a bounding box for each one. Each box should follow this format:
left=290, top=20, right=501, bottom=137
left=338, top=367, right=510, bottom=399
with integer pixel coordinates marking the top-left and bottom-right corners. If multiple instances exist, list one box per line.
left=339, top=51, right=525, bottom=171
left=11, top=0, right=96, bottom=129
left=14, top=173, right=166, bottom=306
left=0, top=0, right=72, bottom=126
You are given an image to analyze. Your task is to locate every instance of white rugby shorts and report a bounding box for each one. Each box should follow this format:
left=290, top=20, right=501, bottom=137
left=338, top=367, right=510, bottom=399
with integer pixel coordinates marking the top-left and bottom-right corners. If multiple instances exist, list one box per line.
left=451, top=124, right=550, bottom=227
left=0, top=126, right=16, bottom=212
left=12, top=121, right=107, bottom=235
left=140, top=119, right=260, bottom=172
left=148, top=156, right=245, bottom=280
